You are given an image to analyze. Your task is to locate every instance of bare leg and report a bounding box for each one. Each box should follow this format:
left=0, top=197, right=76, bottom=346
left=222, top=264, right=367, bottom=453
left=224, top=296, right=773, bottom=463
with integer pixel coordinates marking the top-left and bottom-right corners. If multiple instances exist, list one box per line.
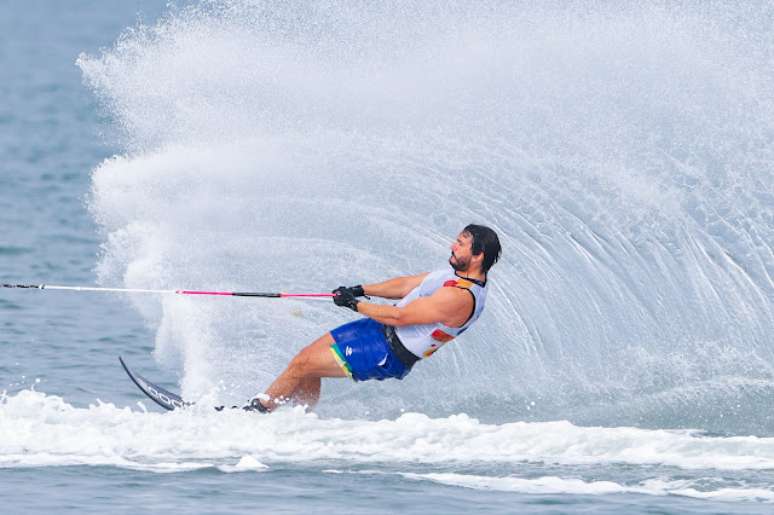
left=261, top=332, right=346, bottom=411
left=294, top=377, right=322, bottom=408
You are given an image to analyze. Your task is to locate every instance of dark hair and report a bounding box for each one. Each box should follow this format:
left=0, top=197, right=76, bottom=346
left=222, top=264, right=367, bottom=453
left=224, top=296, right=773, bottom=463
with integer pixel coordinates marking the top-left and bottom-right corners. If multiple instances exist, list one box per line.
left=463, top=224, right=501, bottom=273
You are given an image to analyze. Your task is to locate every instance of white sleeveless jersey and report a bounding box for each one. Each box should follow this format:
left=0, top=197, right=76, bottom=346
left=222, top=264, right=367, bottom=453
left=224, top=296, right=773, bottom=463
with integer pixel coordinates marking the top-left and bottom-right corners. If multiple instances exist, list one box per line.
left=394, top=267, right=488, bottom=359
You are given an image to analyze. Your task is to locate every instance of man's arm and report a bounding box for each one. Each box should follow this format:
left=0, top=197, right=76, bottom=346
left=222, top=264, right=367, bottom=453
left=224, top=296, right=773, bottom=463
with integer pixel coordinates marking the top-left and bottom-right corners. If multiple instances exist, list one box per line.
left=361, top=273, right=429, bottom=300
left=356, top=286, right=471, bottom=328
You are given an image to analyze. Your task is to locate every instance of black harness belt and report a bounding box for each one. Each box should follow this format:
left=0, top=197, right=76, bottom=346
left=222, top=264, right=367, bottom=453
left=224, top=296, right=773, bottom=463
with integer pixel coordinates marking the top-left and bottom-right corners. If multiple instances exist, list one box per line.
left=384, top=325, right=420, bottom=368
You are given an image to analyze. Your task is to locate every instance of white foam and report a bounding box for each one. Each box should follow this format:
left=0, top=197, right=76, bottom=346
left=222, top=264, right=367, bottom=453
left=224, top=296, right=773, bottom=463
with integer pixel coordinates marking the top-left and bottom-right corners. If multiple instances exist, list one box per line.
left=403, top=472, right=629, bottom=495
left=401, top=473, right=774, bottom=502
left=4, top=390, right=774, bottom=474
left=217, top=455, right=269, bottom=473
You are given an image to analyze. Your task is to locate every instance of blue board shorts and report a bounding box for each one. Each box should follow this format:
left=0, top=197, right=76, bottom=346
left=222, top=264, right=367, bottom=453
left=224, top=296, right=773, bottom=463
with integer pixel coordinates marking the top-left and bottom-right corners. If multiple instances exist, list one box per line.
left=330, top=318, right=412, bottom=382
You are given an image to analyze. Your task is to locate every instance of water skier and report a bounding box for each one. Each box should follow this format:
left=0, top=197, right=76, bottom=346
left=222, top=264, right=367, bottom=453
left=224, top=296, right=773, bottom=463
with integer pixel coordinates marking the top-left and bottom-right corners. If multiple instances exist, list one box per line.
left=245, top=224, right=501, bottom=412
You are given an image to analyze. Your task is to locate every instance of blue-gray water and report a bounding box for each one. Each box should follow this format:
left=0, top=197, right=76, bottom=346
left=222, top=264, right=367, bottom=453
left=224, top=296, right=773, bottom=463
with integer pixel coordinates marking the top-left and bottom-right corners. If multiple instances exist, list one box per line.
left=2, top=1, right=773, bottom=513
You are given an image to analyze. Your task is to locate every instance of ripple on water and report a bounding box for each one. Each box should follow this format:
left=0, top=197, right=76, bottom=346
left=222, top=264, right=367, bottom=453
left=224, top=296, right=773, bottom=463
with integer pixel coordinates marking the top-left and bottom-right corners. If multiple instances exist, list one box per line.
left=0, top=246, right=32, bottom=256
left=0, top=299, right=23, bottom=311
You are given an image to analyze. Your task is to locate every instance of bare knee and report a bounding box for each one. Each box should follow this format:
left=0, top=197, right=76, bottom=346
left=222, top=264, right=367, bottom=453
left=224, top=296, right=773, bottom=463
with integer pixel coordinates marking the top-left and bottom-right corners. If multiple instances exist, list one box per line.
left=283, top=333, right=334, bottom=379
left=286, top=351, right=313, bottom=378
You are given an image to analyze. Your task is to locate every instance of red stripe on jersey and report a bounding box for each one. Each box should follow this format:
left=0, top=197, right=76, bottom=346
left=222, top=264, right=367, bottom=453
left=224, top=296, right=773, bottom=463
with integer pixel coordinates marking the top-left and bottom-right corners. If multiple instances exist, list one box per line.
left=431, top=329, right=454, bottom=343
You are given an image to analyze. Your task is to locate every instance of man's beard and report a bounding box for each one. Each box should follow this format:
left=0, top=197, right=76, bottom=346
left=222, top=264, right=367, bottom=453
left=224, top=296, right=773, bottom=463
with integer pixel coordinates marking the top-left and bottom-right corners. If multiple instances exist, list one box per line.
left=449, top=254, right=469, bottom=272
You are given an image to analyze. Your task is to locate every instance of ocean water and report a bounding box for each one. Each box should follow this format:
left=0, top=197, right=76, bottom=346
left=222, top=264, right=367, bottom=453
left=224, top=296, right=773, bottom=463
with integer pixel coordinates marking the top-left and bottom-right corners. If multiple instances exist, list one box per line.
left=1, top=0, right=773, bottom=513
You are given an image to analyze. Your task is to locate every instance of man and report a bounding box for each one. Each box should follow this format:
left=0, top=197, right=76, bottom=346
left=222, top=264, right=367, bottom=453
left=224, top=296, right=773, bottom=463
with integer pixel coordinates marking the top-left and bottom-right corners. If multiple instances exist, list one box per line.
left=245, top=224, right=501, bottom=412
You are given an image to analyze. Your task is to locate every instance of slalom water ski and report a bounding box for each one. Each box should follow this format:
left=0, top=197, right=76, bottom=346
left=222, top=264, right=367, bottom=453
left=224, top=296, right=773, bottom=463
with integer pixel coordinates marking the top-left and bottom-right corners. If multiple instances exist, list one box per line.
left=119, top=357, right=265, bottom=413
left=119, top=356, right=191, bottom=411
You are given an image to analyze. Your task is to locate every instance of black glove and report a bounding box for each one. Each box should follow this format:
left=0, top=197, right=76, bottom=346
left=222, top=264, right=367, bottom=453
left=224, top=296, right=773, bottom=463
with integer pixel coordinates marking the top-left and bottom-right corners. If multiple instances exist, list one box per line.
left=332, top=285, right=366, bottom=297
left=332, top=286, right=360, bottom=312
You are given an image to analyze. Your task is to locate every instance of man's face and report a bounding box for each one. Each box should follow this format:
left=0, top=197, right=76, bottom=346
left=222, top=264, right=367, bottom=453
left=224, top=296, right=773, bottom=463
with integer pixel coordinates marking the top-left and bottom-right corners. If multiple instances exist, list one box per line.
left=449, top=231, right=475, bottom=272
